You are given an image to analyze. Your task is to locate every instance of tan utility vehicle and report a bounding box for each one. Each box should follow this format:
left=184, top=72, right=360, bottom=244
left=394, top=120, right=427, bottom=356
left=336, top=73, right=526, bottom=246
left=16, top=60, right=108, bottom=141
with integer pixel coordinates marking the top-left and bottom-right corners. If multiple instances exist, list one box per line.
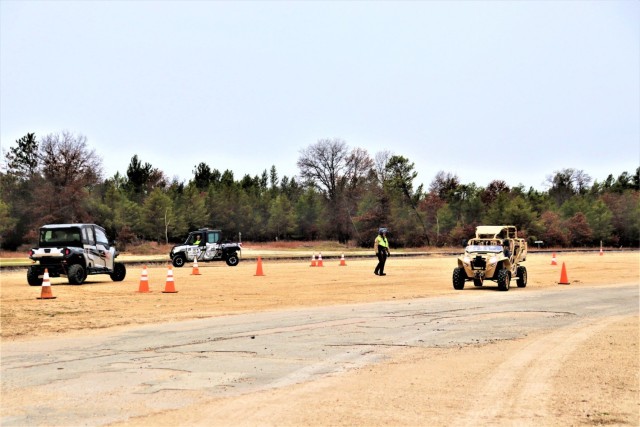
left=452, top=225, right=528, bottom=291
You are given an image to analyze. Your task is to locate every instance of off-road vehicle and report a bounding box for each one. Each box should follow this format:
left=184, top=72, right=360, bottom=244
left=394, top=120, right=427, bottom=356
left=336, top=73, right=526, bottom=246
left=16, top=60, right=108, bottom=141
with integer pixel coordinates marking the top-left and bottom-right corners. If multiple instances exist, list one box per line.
left=452, top=225, right=528, bottom=291
left=169, top=228, right=241, bottom=268
left=28, top=224, right=126, bottom=286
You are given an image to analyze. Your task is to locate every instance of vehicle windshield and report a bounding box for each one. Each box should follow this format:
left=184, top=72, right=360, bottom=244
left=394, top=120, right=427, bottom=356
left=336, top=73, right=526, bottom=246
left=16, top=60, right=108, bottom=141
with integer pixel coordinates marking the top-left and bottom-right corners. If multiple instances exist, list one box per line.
left=185, top=234, right=202, bottom=245
left=466, top=245, right=503, bottom=253
left=39, top=227, right=83, bottom=248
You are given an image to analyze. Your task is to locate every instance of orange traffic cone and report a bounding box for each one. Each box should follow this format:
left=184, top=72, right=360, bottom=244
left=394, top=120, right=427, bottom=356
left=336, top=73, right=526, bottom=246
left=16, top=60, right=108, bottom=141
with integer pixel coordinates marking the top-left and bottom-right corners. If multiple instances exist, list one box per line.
left=255, top=257, right=265, bottom=276
left=191, top=257, right=201, bottom=275
left=162, top=265, right=178, bottom=293
left=138, top=265, right=150, bottom=293
left=339, top=253, right=347, bottom=266
left=317, top=253, right=324, bottom=267
left=37, top=268, right=56, bottom=300
left=551, top=252, right=557, bottom=266
left=310, top=254, right=317, bottom=267
left=558, top=262, right=570, bottom=285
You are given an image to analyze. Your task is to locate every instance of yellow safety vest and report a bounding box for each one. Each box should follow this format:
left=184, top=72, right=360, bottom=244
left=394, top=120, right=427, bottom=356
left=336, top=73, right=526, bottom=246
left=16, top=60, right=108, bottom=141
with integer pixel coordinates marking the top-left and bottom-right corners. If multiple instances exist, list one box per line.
left=375, top=235, right=388, bottom=250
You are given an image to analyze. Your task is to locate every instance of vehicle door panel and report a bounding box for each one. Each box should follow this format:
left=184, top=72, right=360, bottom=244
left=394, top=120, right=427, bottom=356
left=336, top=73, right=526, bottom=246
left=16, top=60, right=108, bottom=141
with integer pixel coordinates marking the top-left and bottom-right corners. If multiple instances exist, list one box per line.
left=81, top=226, right=101, bottom=269
left=203, top=243, right=217, bottom=260
left=185, top=245, right=199, bottom=261
left=204, top=232, right=220, bottom=260
left=93, top=227, right=110, bottom=269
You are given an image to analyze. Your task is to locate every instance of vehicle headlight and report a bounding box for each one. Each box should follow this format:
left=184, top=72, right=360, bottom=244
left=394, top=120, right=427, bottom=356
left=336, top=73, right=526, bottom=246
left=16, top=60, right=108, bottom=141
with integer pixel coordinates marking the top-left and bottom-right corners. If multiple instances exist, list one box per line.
left=463, top=256, right=470, bottom=267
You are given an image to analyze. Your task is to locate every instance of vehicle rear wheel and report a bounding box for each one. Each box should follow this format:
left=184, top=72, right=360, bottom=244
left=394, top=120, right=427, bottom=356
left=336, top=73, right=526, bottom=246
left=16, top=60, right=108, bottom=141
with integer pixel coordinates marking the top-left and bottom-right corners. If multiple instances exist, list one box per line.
left=226, top=252, right=239, bottom=267
left=27, top=266, right=43, bottom=286
left=516, top=266, right=527, bottom=287
left=452, top=267, right=466, bottom=290
left=110, top=262, right=127, bottom=281
left=67, top=264, right=86, bottom=285
left=497, top=269, right=510, bottom=291
left=172, top=254, right=186, bottom=268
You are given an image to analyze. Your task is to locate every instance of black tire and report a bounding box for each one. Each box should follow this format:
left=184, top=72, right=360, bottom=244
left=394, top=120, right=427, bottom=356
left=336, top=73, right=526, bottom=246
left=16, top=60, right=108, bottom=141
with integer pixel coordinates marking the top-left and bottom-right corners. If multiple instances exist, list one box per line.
left=452, top=267, right=466, bottom=290
left=225, top=252, right=240, bottom=267
left=473, top=278, right=483, bottom=287
left=67, top=264, right=86, bottom=285
left=27, top=266, right=43, bottom=286
left=497, top=269, right=510, bottom=291
left=172, top=253, right=186, bottom=268
left=110, top=262, right=127, bottom=282
left=516, top=265, right=527, bottom=288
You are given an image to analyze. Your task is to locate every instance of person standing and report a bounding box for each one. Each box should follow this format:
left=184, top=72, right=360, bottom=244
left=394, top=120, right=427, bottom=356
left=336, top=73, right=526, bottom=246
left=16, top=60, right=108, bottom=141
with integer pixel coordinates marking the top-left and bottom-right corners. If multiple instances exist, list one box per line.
left=374, top=228, right=390, bottom=276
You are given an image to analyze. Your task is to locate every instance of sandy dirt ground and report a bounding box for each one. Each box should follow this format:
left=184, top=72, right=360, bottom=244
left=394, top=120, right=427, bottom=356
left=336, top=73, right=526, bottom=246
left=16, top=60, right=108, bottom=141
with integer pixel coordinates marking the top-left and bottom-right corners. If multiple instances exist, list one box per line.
left=1, top=251, right=639, bottom=426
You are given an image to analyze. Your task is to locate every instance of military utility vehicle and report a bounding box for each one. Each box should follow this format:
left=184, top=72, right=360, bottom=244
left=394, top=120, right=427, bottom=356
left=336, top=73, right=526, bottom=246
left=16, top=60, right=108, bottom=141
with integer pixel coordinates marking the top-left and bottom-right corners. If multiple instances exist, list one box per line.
left=452, top=225, right=527, bottom=291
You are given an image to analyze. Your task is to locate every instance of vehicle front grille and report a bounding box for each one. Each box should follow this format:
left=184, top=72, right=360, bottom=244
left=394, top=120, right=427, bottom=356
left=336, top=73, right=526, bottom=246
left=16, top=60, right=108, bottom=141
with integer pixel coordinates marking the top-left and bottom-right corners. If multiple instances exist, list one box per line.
left=471, top=256, right=486, bottom=269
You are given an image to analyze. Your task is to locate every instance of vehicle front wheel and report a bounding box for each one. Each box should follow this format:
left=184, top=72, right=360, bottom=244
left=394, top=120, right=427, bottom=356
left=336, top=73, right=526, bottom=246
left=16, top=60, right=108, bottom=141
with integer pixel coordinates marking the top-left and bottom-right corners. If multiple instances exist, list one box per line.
left=516, top=265, right=527, bottom=288
left=172, top=254, right=186, bottom=268
left=27, top=266, right=43, bottom=286
left=225, top=252, right=240, bottom=267
left=67, top=264, right=86, bottom=285
left=110, top=262, right=127, bottom=281
left=452, top=267, right=466, bottom=290
left=497, top=269, right=510, bottom=291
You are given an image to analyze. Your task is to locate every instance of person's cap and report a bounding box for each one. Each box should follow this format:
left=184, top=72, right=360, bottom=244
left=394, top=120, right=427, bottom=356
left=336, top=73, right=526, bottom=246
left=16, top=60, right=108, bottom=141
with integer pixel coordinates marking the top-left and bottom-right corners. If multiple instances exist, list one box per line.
left=379, top=227, right=388, bottom=234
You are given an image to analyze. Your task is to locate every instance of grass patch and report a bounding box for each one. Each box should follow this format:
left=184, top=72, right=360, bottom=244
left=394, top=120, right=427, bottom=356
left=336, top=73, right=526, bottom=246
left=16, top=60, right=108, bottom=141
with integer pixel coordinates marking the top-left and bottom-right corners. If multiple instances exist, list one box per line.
left=0, top=258, right=32, bottom=267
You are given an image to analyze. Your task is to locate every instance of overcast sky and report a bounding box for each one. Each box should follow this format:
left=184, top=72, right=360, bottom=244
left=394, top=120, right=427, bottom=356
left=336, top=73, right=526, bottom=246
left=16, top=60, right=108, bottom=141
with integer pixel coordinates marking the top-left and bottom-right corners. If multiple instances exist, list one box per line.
left=1, top=1, right=638, bottom=190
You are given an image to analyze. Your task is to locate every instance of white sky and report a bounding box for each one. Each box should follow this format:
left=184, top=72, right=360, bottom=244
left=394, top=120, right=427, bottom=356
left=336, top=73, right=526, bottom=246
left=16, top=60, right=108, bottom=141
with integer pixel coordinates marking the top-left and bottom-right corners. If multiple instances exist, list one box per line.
left=1, top=1, right=638, bottom=190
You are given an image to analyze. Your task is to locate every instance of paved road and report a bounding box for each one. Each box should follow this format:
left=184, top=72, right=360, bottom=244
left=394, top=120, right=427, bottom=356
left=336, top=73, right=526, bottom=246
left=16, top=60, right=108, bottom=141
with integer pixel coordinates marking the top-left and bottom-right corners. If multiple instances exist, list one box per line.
left=2, top=284, right=637, bottom=426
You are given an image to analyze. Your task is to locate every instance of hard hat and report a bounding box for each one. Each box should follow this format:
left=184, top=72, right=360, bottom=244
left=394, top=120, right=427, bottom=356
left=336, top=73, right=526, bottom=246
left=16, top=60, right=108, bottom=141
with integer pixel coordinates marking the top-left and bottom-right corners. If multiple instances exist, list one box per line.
left=379, top=227, right=388, bottom=234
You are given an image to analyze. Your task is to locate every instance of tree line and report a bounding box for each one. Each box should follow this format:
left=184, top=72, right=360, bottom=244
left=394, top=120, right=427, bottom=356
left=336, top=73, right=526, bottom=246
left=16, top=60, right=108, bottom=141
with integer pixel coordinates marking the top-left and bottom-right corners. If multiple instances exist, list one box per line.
left=1, top=132, right=638, bottom=250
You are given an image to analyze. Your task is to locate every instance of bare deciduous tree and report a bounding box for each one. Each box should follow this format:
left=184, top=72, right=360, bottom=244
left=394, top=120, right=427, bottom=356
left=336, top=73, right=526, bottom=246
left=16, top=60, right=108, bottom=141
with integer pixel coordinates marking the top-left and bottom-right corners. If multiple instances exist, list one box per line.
left=36, top=131, right=103, bottom=223
left=297, top=138, right=374, bottom=242
left=345, top=147, right=374, bottom=189
left=429, top=171, right=461, bottom=201
left=297, top=138, right=350, bottom=201
left=373, top=150, right=392, bottom=185
left=480, top=180, right=510, bottom=205
left=297, top=138, right=374, bottom=199
left=545, top=168, right=592, bottom=205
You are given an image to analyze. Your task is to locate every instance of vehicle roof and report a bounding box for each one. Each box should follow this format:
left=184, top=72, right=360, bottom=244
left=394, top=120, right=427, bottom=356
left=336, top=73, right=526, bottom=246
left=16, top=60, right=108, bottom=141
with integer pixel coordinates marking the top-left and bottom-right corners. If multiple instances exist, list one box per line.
left=192, top=228, right=221, bottom=233
left=475, top=225, right=517, bottom=238
left=40, top=223, right=103, bottom=229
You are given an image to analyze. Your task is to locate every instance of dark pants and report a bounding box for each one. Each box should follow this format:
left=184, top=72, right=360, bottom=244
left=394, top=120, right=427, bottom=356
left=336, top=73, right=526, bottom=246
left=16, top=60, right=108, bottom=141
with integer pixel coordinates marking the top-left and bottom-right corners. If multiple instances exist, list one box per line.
left=375, top=250, right=387, bottom=275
